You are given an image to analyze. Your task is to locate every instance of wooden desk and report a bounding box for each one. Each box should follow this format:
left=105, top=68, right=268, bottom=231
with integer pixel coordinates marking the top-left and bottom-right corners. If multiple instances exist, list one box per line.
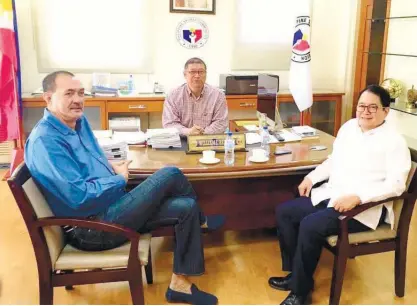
left=127, top=131, right=334, bottom=232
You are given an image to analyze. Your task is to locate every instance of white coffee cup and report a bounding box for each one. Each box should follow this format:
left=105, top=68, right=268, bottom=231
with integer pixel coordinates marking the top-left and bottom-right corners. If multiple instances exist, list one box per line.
left=252, top=148, right=267, bottom=160
left=202, top=150, right=216, bottom=161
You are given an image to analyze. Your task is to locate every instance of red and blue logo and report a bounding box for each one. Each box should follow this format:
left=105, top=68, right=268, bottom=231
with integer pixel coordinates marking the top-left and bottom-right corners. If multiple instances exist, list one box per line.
left=176, top=17, right=209, bottom=49
left=183, top=28, right=202, bottom=43
left=291, top=16, right=311, bottom=63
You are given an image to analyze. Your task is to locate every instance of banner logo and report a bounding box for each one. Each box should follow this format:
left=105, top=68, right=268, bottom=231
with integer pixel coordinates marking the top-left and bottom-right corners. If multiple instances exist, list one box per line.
left=176, top=17, right=209, bottom=49
left=291, top=16, right=311, bottom=63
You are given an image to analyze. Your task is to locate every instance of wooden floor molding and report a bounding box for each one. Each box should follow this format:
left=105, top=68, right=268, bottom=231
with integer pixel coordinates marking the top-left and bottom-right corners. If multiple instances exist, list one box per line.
left=1, top=169, right=416, bottom=304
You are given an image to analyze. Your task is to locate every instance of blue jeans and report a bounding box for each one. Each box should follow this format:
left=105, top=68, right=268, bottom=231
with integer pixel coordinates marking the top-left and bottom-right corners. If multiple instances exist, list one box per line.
left=66, top=167, right=206, bottom=275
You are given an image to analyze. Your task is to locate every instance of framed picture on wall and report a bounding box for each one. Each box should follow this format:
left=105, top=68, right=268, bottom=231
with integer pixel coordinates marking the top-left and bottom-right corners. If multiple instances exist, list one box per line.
left=170, top=0, right=216, bottom=15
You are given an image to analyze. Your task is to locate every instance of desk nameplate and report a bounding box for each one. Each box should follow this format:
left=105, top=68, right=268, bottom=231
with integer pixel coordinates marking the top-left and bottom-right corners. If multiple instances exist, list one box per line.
left=186, top=133, right=246, bottom=154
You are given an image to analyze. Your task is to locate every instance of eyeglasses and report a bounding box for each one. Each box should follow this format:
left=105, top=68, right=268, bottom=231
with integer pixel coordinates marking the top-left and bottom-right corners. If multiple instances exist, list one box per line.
left=187, top=70, right=206, bottom=76
left=356, top=104, right=383, bottom=113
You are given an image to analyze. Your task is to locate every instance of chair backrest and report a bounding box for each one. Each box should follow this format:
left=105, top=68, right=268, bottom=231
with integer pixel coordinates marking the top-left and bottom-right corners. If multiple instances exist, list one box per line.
left=393, top=161, right=417, bottom=231
left=395, top=161, right=417, bottom=237
left=7, top=163, right=65, bottom=269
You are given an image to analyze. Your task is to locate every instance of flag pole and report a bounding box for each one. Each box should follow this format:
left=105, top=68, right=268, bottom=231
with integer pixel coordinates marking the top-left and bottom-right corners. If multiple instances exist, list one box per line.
left=301, top=107, right=312, bottom=126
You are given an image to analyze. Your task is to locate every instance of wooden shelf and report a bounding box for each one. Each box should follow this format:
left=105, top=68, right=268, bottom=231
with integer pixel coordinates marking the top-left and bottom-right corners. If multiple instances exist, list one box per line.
left=364, top=52, right=417, bottom=58
left=367, top=16, right=417, bottom=21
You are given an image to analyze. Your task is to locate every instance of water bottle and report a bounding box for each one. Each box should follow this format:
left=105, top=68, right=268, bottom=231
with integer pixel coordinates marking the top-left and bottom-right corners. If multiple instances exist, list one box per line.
left=224, top=132, right=235, bottom=166
left=261, top=126, right=270, bottom=157
left=127, top=75, right=135, bottom=93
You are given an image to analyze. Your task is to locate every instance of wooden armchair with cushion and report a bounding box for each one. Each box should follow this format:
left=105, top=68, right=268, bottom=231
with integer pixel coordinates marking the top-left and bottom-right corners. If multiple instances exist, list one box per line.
left=7, top=163, right=153, bottom=305
left=325, top=161, right=417, bottom=304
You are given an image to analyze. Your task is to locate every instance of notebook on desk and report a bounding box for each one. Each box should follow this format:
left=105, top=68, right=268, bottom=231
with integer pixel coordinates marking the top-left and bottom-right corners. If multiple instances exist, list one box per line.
left=245, top=129, right=302, bottom=144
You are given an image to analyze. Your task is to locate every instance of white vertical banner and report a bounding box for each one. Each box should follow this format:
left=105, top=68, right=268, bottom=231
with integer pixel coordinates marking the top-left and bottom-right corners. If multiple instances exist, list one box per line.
left=289, top=0, right=313, bottom=112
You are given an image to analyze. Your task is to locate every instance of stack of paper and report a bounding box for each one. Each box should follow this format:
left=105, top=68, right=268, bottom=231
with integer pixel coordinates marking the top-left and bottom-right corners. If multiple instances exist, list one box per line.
left=91, top=85, right=118, bottom=97
left=146, top=128, right=182, bottom=149
left=93, top=130, right=128, bottom=160
left=109, top=117, right=141, bottom=131
left=245, top=132, right=283, bottom=145
left=93, top=129, right=112, bottom=139
left=292, top=126, right=317, bottom=137
left=98, top=138, right=128, bottom=160
left=113, top=131, right=147, bottom=145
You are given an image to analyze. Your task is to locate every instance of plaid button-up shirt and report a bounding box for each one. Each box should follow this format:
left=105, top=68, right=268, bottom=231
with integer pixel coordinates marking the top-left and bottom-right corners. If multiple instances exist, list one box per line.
left=162, top=83, right=228, bottom=135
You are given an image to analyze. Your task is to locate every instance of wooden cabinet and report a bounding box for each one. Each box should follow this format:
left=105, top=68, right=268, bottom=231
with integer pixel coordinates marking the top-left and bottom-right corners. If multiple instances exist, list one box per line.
left=228, top=92, right=343, bottom=136
left=226, top=95, right=257, bottom=110
left=22, top=92, right=343, bottom=136
left=278, top=92, right=343, bottom=136
left=106, top=97, right=164, bottom=113
left=22, top=98, right=106, bottom=138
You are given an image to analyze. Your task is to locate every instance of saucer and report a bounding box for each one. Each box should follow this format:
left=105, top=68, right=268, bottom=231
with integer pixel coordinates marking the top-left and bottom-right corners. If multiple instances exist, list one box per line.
left=248, top=156, right=269, bottom=163
left=199, top=157, right=221, bottom=165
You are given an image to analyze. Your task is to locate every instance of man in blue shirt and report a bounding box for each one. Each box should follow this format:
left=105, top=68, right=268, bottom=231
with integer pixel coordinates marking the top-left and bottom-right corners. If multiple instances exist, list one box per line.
left=25, top=71, right=224, bottom=305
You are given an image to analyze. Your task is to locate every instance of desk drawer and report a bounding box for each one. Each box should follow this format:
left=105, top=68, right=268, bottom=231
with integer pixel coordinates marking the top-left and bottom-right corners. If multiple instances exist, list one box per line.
left=107, top=101, right=163, bottom=113
left=227, top=98, right=257, bottom=110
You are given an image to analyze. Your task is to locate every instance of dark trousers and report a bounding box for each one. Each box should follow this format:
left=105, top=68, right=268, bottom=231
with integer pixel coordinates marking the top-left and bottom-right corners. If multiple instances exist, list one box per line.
left=66, top=167, right=206, bottom=276
left=275, top=196, right=385, bottom=295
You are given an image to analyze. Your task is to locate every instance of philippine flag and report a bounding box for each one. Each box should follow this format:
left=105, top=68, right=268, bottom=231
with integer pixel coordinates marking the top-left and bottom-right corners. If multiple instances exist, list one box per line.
left=0, top=0, right=22, bottom=142
left=289, top=0, right=313, bottom=112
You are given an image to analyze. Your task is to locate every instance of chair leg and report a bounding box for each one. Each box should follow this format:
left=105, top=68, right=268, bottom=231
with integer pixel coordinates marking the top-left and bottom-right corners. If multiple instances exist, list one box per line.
left=62, top=270, right=74, bottom=290
left=129, top=277, right=145, bottom=305
left=395, top=240, right=407, bottom=297
left=329, top=253, right=348, bottom=305
left=39, top=280, right=53, bottom=305
left=144, top=248, right=153, bottom=285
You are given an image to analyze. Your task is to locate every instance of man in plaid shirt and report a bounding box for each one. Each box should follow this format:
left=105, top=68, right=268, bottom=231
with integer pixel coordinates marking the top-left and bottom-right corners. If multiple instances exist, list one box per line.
left=162, top=57, right=228, bottom=136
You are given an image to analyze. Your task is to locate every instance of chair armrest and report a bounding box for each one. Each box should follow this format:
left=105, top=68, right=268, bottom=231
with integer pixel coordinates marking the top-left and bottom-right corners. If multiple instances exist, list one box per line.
left=36, top=217, right=145, bottom=269
left=338, top=192, right=412, bottom=221
left=35, top=217, right=140, bottom=241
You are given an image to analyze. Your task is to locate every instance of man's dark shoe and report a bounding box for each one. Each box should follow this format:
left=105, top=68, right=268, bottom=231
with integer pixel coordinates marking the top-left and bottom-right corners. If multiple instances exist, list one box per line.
left=280, top=291, right=312, bottom=305
left=201, top=215, right=225, bottom=233
left=268, top=273, right=292, bottom=291
left=166, top=283, right=218, bottom=305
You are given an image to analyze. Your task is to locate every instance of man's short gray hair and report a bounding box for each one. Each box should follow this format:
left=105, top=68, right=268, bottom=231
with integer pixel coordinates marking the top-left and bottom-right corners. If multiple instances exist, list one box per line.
left=184, top=57, right=207, bottom=70
left=42, top=70, right=75, bottom=92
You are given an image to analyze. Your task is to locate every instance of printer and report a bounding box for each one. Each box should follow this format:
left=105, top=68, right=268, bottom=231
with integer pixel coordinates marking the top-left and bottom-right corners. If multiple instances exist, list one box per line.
left=219, top=74, right=258, bottom=95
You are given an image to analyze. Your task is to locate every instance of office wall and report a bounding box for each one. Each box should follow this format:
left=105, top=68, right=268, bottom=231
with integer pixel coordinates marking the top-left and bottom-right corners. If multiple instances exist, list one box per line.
left=383, top=0, right=417, bottom=102
left=17, top=0, right=360, bottom=124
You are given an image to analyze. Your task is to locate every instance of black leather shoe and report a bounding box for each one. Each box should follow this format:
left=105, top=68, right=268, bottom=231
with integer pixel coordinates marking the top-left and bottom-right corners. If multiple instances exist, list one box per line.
left=268, top=273, right=292, bottom=291
left=280, top=291, right=312, bottom=305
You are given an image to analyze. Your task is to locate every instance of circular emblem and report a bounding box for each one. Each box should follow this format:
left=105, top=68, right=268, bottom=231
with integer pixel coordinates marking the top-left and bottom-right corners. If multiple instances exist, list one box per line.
left=176, top=17, right=209, bottom=49
left=291, top=16, right=311, bottom=63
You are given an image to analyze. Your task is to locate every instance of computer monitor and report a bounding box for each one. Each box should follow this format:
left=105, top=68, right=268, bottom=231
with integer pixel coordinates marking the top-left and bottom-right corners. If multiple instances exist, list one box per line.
left=257, top=74, right=283, bottom=131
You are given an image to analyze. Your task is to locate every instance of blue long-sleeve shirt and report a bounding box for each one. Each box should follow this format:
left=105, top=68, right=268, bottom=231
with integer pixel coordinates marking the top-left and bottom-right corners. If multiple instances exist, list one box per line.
left=25, top=109, right=127, bottom=217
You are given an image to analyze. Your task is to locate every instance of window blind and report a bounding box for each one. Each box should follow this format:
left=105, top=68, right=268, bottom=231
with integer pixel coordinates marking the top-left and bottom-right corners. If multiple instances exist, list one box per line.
left=31, top=0, right=153, bottom=73
left=232, top=0, right=300, bottom=70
